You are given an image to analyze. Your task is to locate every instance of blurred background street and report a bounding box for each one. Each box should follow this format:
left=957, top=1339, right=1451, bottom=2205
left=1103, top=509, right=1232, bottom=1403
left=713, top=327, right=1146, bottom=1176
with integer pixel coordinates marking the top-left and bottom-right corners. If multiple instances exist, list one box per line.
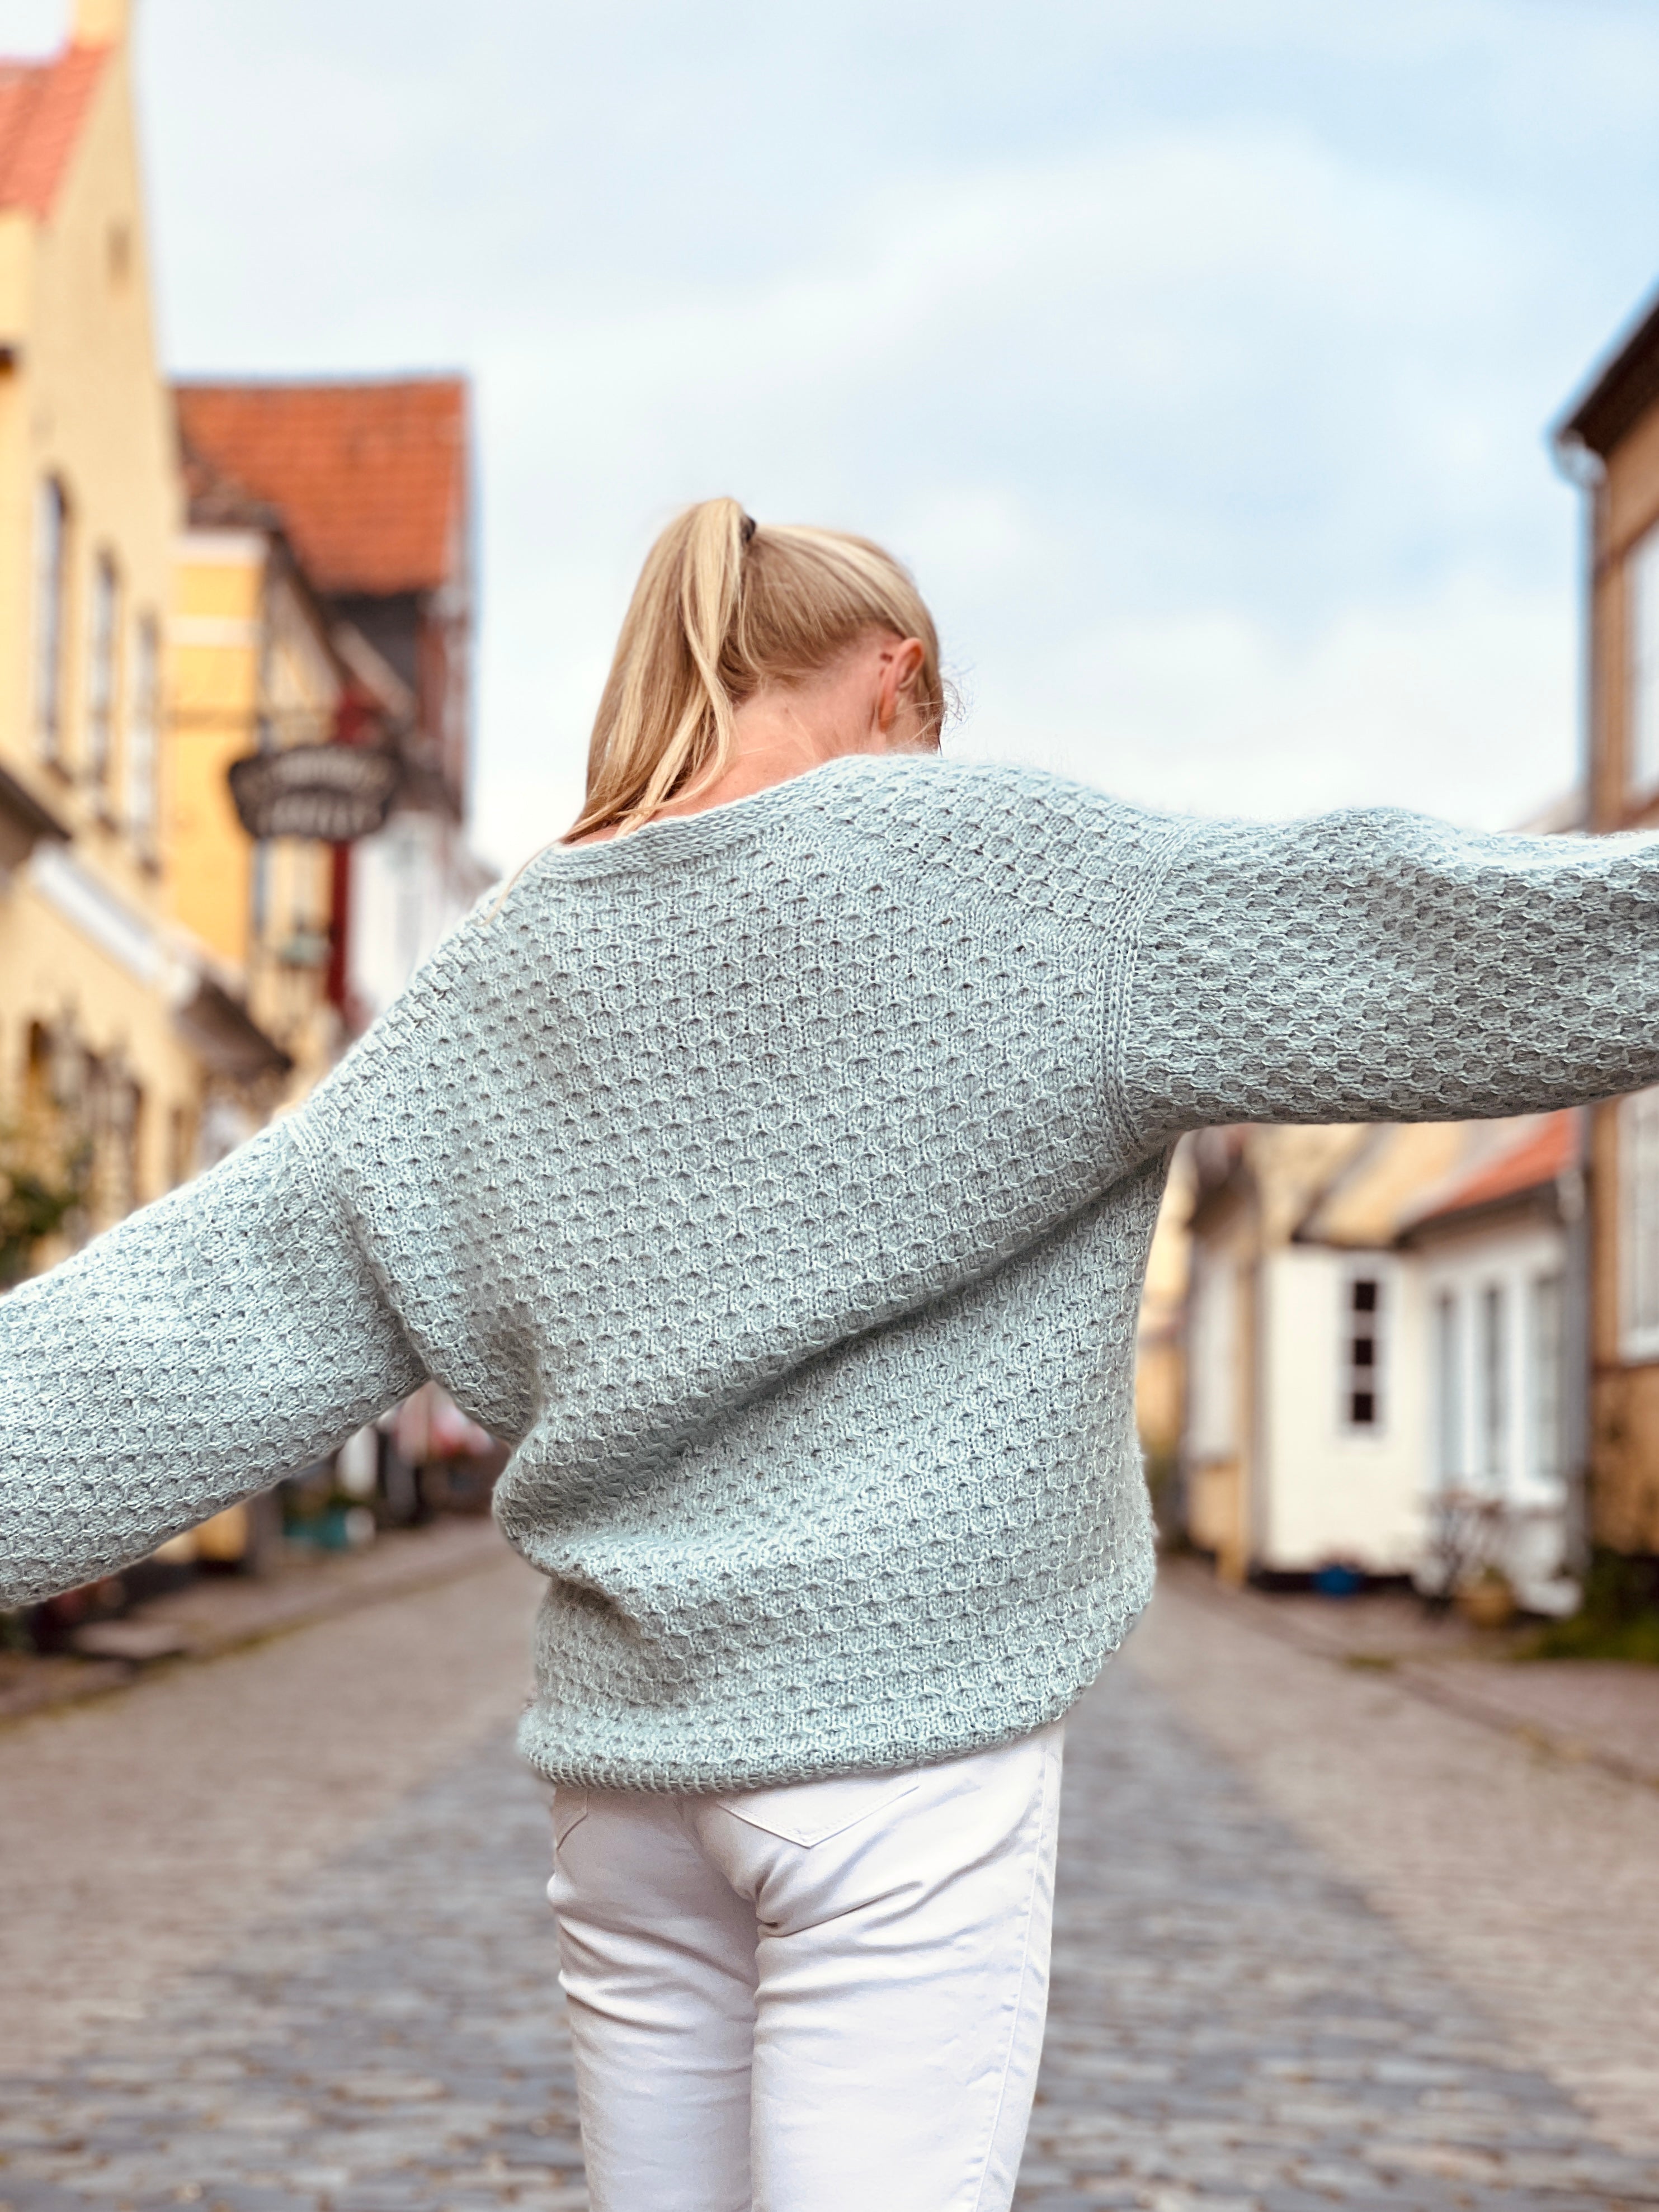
left=7, top=1, right=1659, bottom=2205
left=3, top=1551, right=1659, bottom=2211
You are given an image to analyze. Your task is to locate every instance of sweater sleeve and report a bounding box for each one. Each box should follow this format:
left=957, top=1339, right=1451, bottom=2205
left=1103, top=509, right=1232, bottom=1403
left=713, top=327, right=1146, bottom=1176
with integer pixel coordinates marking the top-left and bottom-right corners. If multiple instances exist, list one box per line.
left=1118, top=807, right=1659, bottom=1143
left=0, top=1113, right=425, bottom=1609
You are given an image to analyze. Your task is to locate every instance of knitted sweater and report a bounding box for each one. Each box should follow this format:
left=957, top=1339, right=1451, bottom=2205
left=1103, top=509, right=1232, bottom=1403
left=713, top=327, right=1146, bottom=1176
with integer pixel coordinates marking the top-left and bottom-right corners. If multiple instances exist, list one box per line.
left=4, top=756, right=1658, bottom=1790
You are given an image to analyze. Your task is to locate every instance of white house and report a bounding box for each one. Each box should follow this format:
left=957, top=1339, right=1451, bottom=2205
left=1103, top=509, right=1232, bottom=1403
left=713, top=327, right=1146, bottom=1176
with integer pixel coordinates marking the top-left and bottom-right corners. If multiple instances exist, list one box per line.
left=1397, top=1111, right=1580, bottom=1612
left=1179, top=1112, right=1580, bottom=1603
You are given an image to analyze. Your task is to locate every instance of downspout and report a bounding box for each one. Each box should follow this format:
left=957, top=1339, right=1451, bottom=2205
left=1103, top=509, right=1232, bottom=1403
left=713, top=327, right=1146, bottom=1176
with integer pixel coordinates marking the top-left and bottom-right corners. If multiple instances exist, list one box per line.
left=1553, top=431, right=1605, bottom=1578
left=1559, top=1128, right=1592, bottom=1579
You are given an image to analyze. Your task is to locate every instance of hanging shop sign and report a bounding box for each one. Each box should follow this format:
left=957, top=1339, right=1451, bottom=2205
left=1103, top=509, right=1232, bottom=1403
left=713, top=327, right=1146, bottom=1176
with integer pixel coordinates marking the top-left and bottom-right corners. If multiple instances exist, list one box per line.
left=227, top=744, right=401, bottom=844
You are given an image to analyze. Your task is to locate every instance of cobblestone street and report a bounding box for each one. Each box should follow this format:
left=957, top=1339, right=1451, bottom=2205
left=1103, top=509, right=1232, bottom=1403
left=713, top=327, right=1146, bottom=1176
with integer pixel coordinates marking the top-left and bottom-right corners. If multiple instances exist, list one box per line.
left=2, top=1554, right=1657, bottom=2211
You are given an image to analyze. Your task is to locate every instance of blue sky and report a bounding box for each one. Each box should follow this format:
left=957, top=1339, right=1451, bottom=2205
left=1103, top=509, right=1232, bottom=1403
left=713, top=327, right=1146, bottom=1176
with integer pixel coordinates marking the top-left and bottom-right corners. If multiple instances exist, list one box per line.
left=12, top=0, right=1659, bottom=867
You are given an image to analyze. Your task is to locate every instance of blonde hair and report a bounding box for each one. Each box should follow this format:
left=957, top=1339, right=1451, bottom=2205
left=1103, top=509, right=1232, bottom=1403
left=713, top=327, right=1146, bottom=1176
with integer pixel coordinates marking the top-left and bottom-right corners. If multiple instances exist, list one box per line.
left=565, top=498, right=945, bottom=843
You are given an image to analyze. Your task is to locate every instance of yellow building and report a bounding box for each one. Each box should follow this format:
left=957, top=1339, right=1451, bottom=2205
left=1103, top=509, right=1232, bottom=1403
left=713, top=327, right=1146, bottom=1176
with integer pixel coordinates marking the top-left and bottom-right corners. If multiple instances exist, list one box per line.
left=167, top=507, right=347, bottom=1102
left=0, top=0, right=285, bottom=1273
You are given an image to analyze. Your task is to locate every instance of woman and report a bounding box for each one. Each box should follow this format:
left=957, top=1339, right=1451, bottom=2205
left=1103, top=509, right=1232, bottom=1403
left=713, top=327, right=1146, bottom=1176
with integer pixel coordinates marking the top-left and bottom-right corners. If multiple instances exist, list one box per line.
left=3, top=496, right=1657, bottom=2212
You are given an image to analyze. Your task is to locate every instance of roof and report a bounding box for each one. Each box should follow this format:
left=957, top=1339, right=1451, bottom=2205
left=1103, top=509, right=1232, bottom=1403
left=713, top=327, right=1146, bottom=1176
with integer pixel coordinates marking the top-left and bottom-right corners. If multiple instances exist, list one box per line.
left=0, top=42, right=107, bottom=219
left=1403, top=1111, right=1577, bottom=1234
left=1292, top=1122, right=1470, bottom=1249
left=1555, top=283, right=1659, bottom=461
left=174, top=379, right=469, bottom=598
left=175, top=440, right=286, bottom=536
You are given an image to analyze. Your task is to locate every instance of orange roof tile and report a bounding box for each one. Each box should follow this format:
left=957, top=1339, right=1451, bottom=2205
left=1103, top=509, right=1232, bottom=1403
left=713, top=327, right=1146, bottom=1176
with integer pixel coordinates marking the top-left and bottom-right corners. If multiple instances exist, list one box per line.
left=175, top=379, right=469, bottom=598
left=1408, top=1111, right=1577, bottom=1230
left=0, top=42, right=107, bottom=218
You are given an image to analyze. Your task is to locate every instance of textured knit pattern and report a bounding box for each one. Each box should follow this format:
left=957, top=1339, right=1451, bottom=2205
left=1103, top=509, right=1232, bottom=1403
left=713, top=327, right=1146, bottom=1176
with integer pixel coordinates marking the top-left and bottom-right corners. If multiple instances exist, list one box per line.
left=5, top=758, right=1659, bottom=1790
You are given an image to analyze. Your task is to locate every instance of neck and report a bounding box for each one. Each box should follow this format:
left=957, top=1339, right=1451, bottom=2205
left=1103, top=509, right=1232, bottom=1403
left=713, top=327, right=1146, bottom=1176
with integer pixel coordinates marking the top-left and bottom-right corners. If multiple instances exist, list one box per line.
left=568, top=630, right=932, bottom=845
left=658, top=695, right=857, bottom=820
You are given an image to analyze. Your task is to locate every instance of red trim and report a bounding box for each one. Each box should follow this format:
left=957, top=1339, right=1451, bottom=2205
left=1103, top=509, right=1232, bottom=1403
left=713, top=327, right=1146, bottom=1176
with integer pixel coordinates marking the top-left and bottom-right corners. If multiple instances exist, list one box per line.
left=1410, top=1111, right=1577, bottom=1227
left=326, top=842, right=352, bottom=1013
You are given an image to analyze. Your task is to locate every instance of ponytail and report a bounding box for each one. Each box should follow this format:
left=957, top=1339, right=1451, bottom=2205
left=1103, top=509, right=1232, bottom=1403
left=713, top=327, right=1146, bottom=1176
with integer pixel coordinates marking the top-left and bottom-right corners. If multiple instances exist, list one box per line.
left=565, top=498, right=944, bottom=843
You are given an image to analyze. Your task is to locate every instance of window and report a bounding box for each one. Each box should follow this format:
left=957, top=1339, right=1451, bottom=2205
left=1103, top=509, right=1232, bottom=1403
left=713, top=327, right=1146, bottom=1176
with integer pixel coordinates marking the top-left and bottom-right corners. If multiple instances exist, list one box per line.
left=1621, top=1088, right=1659, bottom=1359
left=86, top=551, right=119, bottom=789
left=1631, top=523, right=1659, bottom=798
left=34, top=478, right=69, bottom=762
left=125, top=611, right=160, bottom=844
left=1479, top=1283, right=1508, bottom=1489
left=1342, top=1275, right=1384, bottom=1430
left=1433, top=1290, right=1463, bottom=1484
left=1529, top=1274, right=1565, bottom=1488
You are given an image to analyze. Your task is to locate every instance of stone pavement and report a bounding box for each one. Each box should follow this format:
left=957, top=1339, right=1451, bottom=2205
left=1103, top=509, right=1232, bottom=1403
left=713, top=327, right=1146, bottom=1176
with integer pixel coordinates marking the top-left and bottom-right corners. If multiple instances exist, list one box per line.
left=0, top=1549, right=544, bottom=2070
left=1162, top=1563, right=1659, bottom=1791
left=0, top=1518, right=508, bottom=1727
left=1031, top=1662, right=1659, bottom=2210
left=1130, top=1578, right=1659, bottom=2161
left=3, top=1567, right=1658, bottom=2210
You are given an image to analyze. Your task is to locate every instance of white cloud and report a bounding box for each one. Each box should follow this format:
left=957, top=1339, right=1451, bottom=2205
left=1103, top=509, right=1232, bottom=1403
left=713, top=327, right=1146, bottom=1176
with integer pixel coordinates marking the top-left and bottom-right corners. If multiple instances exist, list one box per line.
left=464, top=121, right=1585, bottom=866
left=473, top=568, right=1577, bottom=872
left=5, top=0, right=1644, bottom=877
left=953, top=573, right=1576, bottom=831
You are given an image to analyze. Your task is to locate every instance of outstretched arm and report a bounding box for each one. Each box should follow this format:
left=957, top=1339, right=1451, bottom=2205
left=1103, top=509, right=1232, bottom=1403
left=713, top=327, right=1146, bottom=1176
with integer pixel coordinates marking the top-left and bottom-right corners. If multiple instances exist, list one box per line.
left=0, top=1114, right=425, bottom=1609
left=1118, top=808, right=1659, bottom=1142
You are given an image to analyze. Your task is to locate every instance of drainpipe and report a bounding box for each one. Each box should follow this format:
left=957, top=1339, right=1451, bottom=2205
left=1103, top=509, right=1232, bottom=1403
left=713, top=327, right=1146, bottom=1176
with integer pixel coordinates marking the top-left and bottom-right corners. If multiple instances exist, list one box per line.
left=1552, top=429, right=1605, bottom=1580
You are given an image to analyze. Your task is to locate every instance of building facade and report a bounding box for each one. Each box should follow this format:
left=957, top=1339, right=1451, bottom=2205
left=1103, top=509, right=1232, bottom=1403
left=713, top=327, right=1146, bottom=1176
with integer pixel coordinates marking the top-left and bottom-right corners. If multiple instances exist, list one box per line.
left=168, top=508, right=349, bottom=1119
left=0, top=0, right=285, bottom=1274
left=173, top=378, right=491, bottom=1034
left=1556, top=285, right=1659, bottom=1560
left=1177, top=1115, right=1580, bottom=1606
left=1181, top=1123, right=1458, bottom=1584
left=1397, top=1114, right=1580, bottom=1608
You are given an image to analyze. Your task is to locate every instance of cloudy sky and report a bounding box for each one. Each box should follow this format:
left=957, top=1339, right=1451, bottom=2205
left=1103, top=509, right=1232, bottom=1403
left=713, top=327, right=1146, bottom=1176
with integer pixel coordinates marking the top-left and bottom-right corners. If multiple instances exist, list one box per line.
left=13, top=0, right=1659, bottom=869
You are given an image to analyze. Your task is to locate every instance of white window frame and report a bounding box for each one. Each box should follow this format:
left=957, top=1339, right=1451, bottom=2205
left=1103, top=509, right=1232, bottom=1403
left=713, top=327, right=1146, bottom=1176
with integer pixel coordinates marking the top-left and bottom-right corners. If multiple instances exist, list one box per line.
left=86, top=549, right=120, bottom=789
left=34, top=477, right=69, bottom=762
left=1528, top=1272, right=1565, bottom=1488
left=1621, top=1087, right=1659, bottom=1360
left=125, top=610, right=160, bottom=847
left=1477, top=1280, right=1509, bottom=1492
left=1432, top=1287, right=1463, bottom=1486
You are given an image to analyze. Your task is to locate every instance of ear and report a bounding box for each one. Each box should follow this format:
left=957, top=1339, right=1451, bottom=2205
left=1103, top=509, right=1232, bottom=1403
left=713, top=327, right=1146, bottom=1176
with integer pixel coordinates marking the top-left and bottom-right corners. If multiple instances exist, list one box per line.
left=875, top=637, right=927, bottom=734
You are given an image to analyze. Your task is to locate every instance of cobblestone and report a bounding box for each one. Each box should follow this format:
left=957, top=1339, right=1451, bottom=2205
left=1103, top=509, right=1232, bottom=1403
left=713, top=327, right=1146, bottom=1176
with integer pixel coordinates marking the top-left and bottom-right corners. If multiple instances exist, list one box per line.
left=3, top=1576, right=1657, bottom=2209
left=1129, top=1578, right=1659, bottom=2158
left=0, top=1518, right=509, bottom=1727
left=1030, top=1662, right=1659, bottom=2208
left=0, top=1551, right=541, bottom=2069
left=1165, top=1565, right=1659, bottom=1789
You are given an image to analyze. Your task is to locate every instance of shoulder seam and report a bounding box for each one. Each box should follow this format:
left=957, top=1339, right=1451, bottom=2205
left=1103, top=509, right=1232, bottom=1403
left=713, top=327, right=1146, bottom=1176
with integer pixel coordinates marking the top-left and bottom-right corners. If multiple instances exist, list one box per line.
left=1100, top=814, right=1204, bottom=1161
left=281, top=1114, right=423, bottom=1375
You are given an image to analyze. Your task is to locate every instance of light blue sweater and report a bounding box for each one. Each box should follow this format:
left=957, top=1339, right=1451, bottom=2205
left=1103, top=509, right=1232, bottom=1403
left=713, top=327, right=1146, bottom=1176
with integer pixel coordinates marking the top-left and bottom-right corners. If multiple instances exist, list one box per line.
left=3, top=758, right=1656, bottom=1788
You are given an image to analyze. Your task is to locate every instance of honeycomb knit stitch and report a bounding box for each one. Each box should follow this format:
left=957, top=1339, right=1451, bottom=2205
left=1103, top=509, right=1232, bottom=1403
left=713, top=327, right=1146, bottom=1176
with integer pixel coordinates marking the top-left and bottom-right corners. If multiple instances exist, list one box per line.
left=6, top=755, right=1659, bottom=1790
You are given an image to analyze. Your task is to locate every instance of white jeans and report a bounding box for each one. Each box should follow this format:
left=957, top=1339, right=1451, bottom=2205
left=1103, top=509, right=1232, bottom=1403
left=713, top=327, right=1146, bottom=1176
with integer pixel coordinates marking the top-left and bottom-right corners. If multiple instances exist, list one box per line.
left=545, top=1722, right=1064, bottom=2212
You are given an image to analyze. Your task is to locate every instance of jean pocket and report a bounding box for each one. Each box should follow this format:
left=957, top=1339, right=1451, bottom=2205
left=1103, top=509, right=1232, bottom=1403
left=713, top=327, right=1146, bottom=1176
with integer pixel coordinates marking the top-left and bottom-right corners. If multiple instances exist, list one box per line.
left=715, top=1768, right=921, bottom=1848
left=550, top=1786, right=590, bottom=1851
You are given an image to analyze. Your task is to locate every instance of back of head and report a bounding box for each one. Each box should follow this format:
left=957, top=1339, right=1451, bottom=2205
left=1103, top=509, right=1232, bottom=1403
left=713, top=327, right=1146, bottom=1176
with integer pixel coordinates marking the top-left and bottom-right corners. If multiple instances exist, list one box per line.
left=568, top=498, right=945, bottom=842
